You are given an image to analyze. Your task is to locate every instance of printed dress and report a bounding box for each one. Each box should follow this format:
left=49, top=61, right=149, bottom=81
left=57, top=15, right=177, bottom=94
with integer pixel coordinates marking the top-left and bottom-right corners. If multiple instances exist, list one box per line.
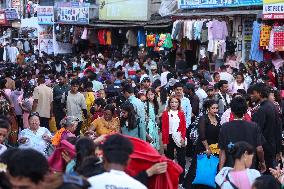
left=145, top=102, right=160, bottom=150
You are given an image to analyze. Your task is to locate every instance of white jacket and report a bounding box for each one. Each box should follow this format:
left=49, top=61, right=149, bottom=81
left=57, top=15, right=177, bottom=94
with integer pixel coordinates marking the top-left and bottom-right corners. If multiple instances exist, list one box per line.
left=215, top=167, right=261, bottom=189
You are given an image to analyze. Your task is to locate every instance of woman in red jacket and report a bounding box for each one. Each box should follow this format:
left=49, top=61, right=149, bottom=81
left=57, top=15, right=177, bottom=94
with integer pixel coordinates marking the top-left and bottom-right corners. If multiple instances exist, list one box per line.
left=162, top=95, right=186, bottom=184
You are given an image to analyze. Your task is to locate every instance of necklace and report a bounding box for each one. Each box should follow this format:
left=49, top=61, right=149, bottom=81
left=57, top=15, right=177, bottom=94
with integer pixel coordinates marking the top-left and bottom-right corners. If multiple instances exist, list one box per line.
left=208, top=114, right=217, bottom=126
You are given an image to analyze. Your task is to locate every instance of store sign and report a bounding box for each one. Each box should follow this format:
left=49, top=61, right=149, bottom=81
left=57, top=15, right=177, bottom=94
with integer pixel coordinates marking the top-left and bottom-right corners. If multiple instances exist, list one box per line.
left=0, top=11, right=6, bottom=25
left=178, top=0, right=262, bottom=9
left=37, top=6, right=54, bottom=25
left=263, top=0, right=284, bottom=19
left=5, top=8, right=18, bottom=20
left=99, top=0, right=150, bottom=21
left=56, top=2, right=89, bottom=24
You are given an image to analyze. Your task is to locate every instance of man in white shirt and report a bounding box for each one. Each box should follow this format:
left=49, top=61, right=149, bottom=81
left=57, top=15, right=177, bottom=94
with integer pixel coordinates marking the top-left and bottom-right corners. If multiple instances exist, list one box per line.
left=61, top=79, right=87, bottom=136
left=219, top=65, right=234, bottom=85
left=160, top=64, right=170, bottom=86
left=88, top=134, right=147, bottom=189
left=195, top=79, right=209, bottom=111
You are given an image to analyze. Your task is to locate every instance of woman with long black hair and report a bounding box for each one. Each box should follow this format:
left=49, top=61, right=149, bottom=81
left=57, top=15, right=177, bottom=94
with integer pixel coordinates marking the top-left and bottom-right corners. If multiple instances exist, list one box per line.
left=120, top=102, right=146, bottom=140
left=145, top=88, right=160, bottom=150
left=184, top=99, right=221, bottom=189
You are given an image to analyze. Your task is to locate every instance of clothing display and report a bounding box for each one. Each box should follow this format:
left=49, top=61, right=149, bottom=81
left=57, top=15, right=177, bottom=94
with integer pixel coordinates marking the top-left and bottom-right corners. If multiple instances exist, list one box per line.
left=273, top=26, right=284, bottom=51
left=146, top=33, right=173, bottom=49
left=126, top=30, right=137, bottom=47
left=137, top=29, right=146, bottom=46
left=250, top=21, right=284, bottom=58
left=171, top=19, right=229, bottom=63
left=259, top=24, right=271, bottom=49
left=250, top=21, right=264, bottom=62
left=172, top=19, right=213, bottom=42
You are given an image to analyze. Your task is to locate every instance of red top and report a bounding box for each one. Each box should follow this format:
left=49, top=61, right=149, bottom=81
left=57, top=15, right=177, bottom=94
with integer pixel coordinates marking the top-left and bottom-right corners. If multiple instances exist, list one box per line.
left=229, top=112, right=251, bottom=122
left=161, top=110, right=186, bottom=145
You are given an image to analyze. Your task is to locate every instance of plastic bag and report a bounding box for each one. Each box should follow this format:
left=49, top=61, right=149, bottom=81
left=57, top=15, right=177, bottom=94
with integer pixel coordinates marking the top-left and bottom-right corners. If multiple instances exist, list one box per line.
left=192, top=154, right=219, bottom=188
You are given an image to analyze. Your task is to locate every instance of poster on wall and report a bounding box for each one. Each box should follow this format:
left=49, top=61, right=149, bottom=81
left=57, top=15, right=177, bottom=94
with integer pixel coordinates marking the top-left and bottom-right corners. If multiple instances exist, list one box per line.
left=37, top=6, right=54, bottom=24
left=5, top=8, right=18, bottom=20
left=38, top=25, right=54, bottom=54
left=263, top=0, right=284, bottom=19
left=56, top=2, right=89, bottom=24
left=178, top=0, right=262, bottom=8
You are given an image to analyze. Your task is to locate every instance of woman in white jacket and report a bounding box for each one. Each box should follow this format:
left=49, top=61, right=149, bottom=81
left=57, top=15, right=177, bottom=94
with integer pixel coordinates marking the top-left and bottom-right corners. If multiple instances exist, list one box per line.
left=215, top=141, right=261, bottom=189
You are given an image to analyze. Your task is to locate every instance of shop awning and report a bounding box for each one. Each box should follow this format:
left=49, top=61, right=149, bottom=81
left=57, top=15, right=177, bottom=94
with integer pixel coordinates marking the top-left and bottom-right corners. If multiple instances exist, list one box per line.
left=89, top=18, right=172, bottom=28
left=172, top=9, right=262, bottom=17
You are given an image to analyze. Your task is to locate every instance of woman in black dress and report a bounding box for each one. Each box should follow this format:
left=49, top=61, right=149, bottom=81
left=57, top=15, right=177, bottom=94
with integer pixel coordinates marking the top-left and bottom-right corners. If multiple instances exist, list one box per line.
left=184, top=99, right=221, bottom=189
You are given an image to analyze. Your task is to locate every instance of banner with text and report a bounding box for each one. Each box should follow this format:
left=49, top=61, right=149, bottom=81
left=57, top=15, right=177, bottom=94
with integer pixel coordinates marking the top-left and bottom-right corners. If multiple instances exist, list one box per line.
left=178, top=0, right=262, bottom=9
left=56, top=2, right=89, bottom=24
left=263, top=0, right=284, bottom=19
left=38, top=6, right=54, bottom=24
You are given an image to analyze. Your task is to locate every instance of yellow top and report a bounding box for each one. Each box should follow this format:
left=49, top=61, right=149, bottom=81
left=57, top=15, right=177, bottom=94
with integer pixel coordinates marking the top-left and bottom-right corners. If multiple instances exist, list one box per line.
left=85, top=92, right=95, bottom=114
left=91, top=117, right=120, bottom=136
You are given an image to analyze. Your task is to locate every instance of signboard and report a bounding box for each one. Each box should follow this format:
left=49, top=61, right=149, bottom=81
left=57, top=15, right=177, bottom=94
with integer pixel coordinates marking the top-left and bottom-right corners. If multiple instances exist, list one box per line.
left=178, top=0, right=262, bottom=9
left=263, top=0, right=284, bottom=19
left=99, top=0, right=150, bottom=21
left=0, top=11, right=6, bottom=25
left=37, top=6, right=54, bottom=24
left=38, top=25, right=54, bottom=54
left=56, top=2, right=89, bottom=24
left=5, top=8, right=18, bottom=20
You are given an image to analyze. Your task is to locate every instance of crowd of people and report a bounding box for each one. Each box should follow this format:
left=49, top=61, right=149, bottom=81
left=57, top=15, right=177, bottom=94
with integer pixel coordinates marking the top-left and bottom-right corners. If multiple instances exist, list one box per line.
left=0, top=47, right=284, bottom=189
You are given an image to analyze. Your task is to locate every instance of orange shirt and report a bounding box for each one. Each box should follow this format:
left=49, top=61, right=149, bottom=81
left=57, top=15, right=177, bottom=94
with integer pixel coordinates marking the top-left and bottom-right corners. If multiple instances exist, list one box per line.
left=91, top=117, right=120, bottom=136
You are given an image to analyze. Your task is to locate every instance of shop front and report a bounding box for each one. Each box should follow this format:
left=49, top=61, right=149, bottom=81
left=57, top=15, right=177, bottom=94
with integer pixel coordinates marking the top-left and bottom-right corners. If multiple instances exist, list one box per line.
left=37, top=6, right=54, bottom=55
left=171, top=0, right=263, bottom=71
left=91, top=0, right=174, bottom=61
left=54, top=2, right=90, bottom=54
left=248, top=0, right=284, bottom=89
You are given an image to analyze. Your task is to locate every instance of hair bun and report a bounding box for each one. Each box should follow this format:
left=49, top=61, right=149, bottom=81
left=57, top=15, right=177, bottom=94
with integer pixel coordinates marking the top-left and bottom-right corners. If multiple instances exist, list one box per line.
left=227, top=142, right=236, bottom=154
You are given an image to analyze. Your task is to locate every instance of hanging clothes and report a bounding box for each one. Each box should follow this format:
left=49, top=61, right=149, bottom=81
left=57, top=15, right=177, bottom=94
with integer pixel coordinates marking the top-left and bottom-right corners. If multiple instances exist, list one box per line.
left=273, top=26, right=284, bottom=51
left=81, top=27, right=88, bottom=40
left=193, top=21, right=204, bottom=40
left=97, top=30, right=107, bottom=45
left=158, top=34, right=167, bottom=47
left=259, top=24, right=272, bottom=49
left=147, top=34, right=156, bottom=47
left=106, top=31, right=112, bottom=45
left=171, top=20, right=183, bottom=41
left=126, top=30, right=137, bottom=47
left=200, top=21, right=209, bottom=43
left=183, top=20, right=194, bottom=40
left=250, top=21, right=263, bottom=62
left=137, top=30, right=146, bottom=46
left=163, top=33, right=173, bottom=49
